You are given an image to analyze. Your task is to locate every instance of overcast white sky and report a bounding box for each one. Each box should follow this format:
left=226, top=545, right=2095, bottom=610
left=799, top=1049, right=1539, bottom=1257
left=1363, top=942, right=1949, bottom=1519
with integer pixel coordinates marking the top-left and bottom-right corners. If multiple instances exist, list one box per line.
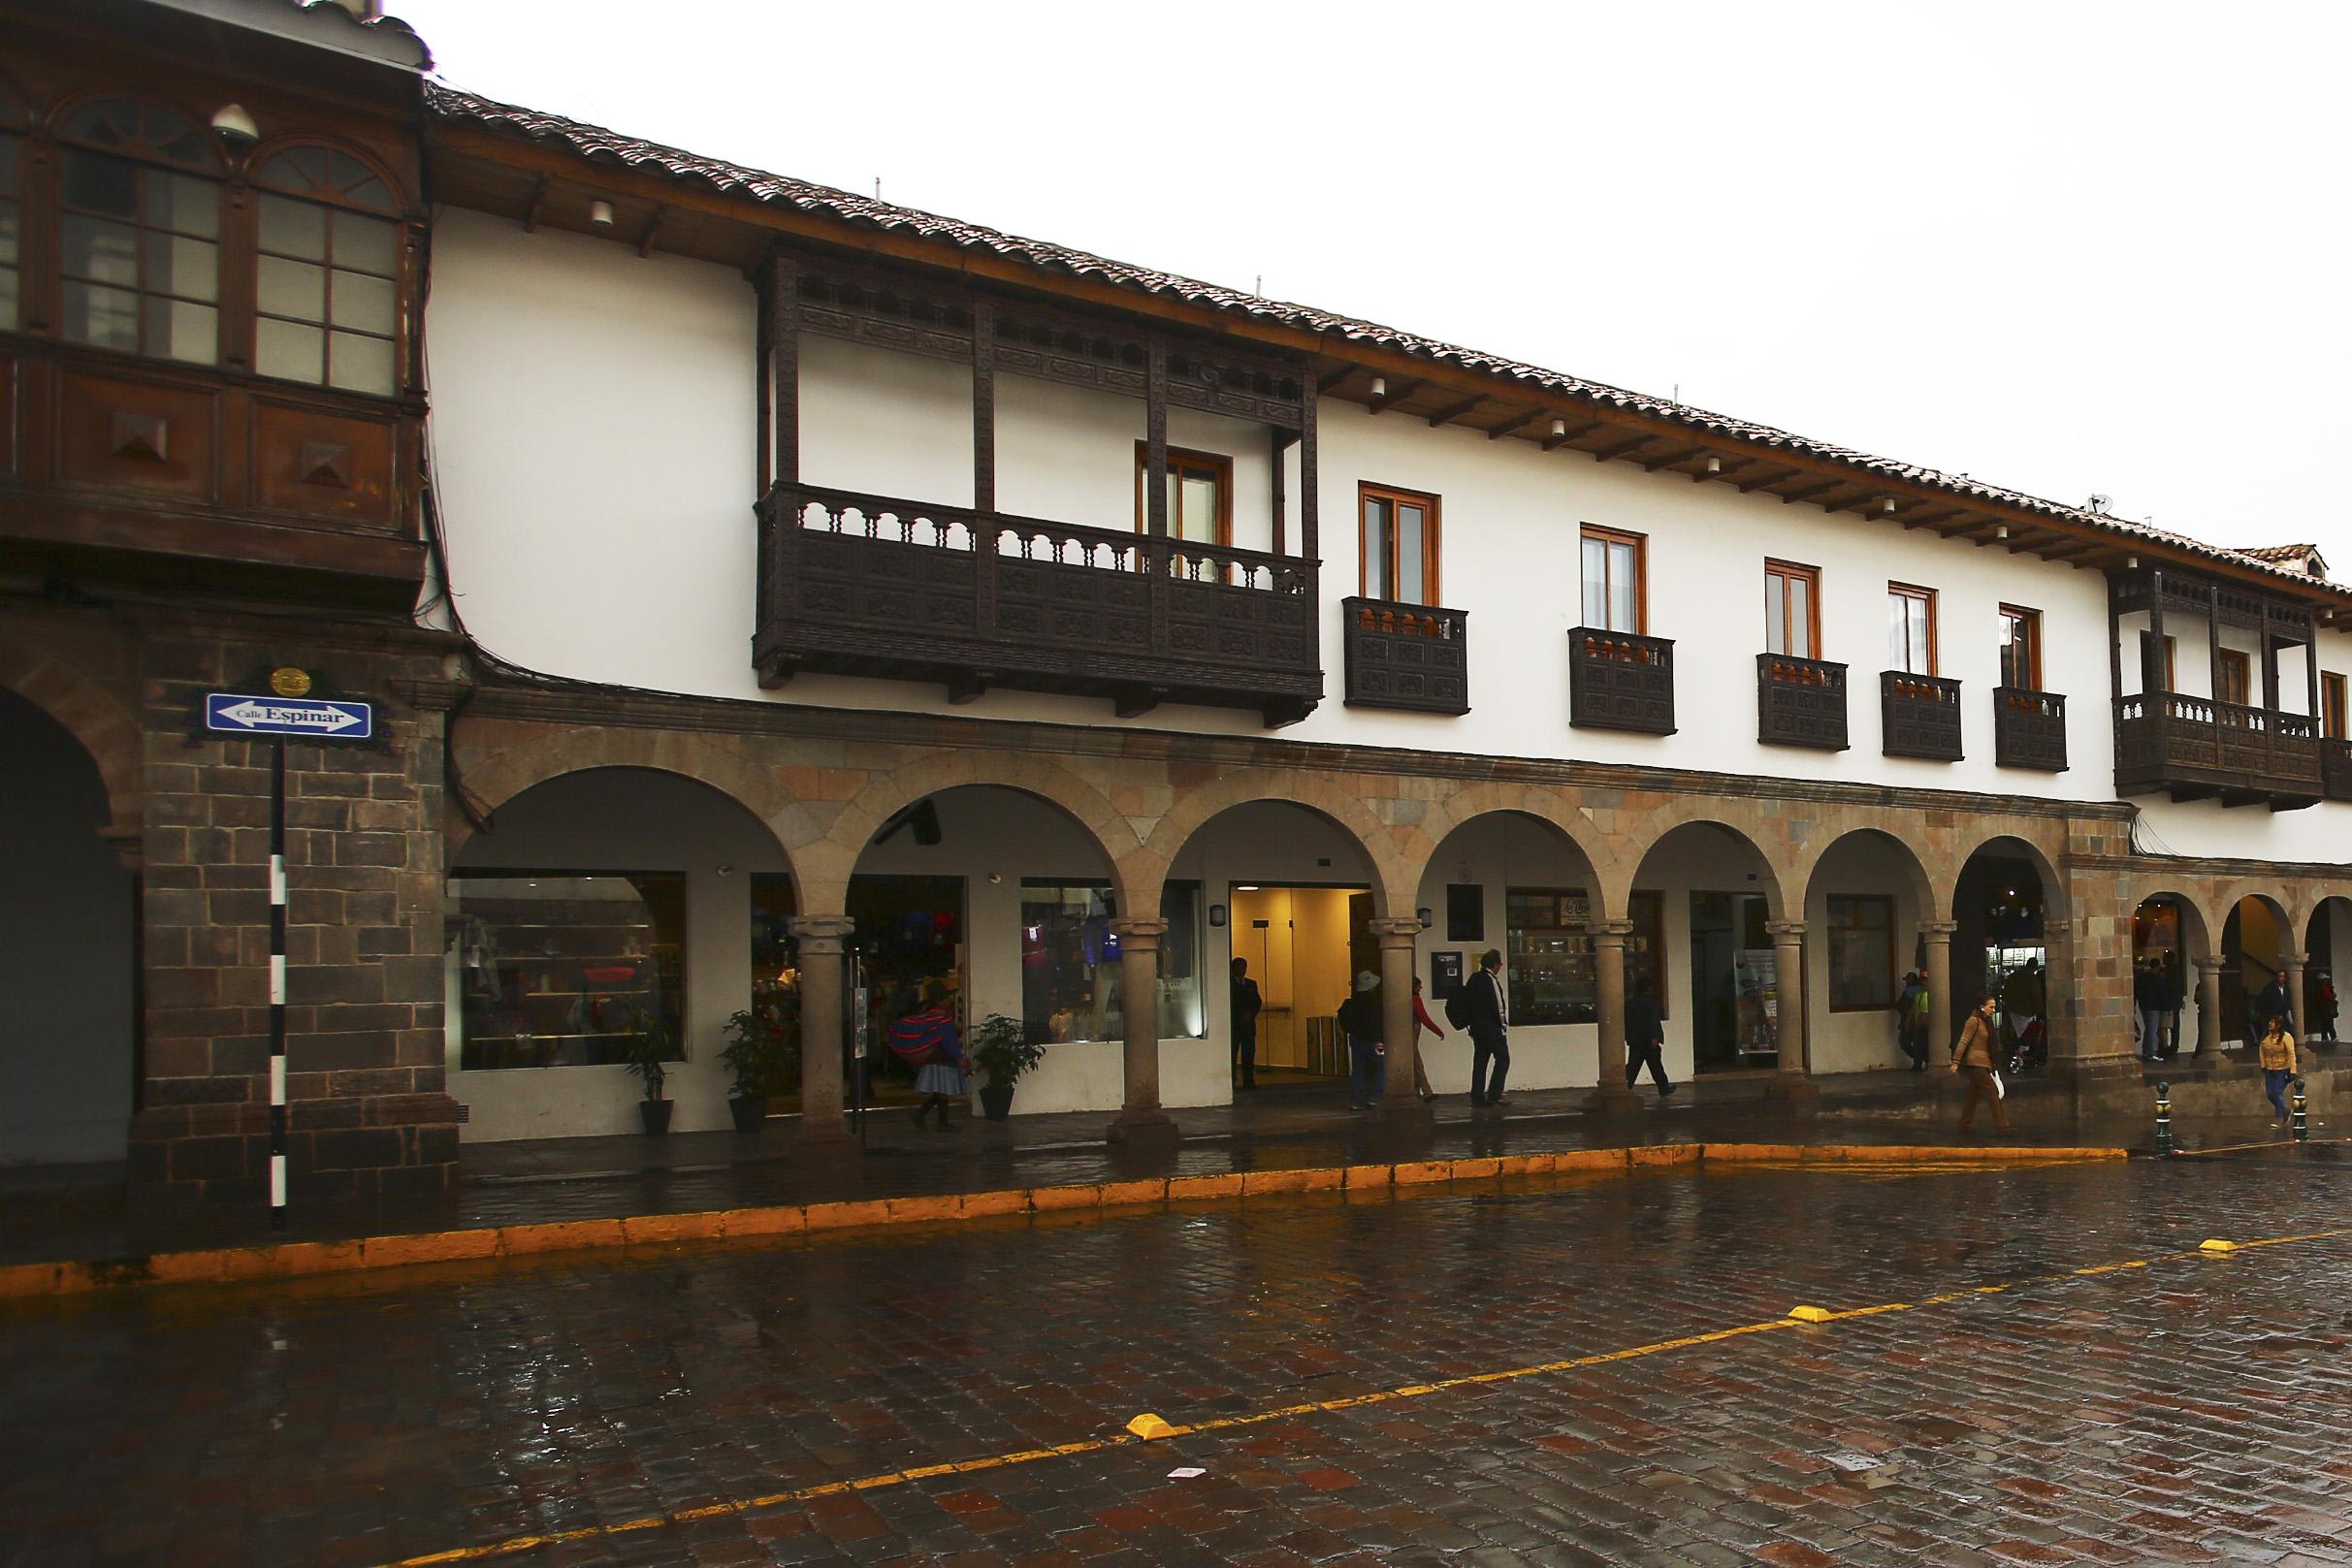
left=388, top=1, right=2352, bottom=560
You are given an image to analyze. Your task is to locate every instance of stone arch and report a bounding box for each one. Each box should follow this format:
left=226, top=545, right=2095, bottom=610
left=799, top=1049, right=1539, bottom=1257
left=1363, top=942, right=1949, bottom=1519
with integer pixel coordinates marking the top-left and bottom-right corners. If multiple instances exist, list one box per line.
left=1791, top=825, right=1935, bottom=918
left=1129, top=767, right=1411, bottom=916
left=0, top=633, right=141, bottom=843
left=1610, top=806, right=1790, bottom=920
left=1400, top=782, right=1624, bottom=899
left=809, top=751, right=1140, bottom=916
left=1935, top=826, right=2071, bottom=925
left=2122, top=882, right=2216, bottom=962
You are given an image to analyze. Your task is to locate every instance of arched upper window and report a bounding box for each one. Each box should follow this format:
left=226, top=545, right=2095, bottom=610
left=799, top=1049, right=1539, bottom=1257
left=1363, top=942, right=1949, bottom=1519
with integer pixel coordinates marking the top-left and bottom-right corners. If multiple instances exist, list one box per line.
left=252, top=144, right=402, bottom=395
left=0, top=83, right=24, bottom=330
left=56, top=98, right=223, bottom=365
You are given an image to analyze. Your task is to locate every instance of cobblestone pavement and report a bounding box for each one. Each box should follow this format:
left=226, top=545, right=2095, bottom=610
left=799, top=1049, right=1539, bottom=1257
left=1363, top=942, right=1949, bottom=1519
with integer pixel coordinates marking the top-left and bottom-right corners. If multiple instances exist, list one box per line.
left=6, top=1157, right=2351, bottom=1568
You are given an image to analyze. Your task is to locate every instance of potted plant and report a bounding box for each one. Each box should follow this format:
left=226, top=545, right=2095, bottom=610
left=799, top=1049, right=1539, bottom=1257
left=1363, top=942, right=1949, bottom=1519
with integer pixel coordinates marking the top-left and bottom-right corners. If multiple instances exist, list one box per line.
left=623, top=1022, right=674, bottom=1136
left=969, top=1012, right=1045, bottom=1122
left=720, top=1008, right=789, bottom=1134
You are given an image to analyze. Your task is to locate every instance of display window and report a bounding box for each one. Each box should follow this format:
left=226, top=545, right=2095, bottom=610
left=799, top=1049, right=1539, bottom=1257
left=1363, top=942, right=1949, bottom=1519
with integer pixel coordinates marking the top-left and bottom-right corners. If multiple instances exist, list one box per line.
left=1021, top=880, right=1204, bottom=1042
left=448, top=872, right=686, bottom=1071
left=1502, top=888, right=1663, bottom=1025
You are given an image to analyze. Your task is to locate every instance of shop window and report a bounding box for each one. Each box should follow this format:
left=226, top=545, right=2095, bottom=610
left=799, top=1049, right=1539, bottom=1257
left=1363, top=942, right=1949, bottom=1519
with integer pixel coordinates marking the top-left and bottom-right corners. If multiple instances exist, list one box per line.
left=1133, top=444, right=1231, bottom=545
left=252, top=144, right=402, bottom=394
left=1359, top=483, right=1441, bottom=605
left=746, top=873, right=800, bottom=1095
left=1579, top=525, right=1646, bottom=632
left=57, top=98, right=223, bottom=364
left=1765, top=560, right=1820, bottom=658
left=1020, top=880, right=1204, bottom=1043
left=1502, top=888, right=1664, bottom=1026
left=448, top=872, right=686, bottom=1071
left=1886, top=582, right=1936, bottom=675
left=1999, top=605, right=2042, bottom=690
left=1825, top=894, right=1894, bottom=1010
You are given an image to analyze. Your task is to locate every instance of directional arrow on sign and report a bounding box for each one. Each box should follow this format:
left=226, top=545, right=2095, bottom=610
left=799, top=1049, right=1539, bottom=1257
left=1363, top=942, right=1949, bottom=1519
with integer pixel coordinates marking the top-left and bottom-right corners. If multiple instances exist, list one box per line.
left=213, top=700, right=365, bottom=733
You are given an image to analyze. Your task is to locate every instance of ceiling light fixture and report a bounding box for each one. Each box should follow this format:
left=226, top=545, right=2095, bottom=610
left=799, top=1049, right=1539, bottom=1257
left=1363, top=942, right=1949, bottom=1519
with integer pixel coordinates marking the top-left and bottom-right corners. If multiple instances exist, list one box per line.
left=589, top=199, right=616, bottom=227
left=1705, top=457, right=1722, bottom=474
left=1369, top=376, right=1387, bottom=399
left=1549, top=418, right=1567, bottom=438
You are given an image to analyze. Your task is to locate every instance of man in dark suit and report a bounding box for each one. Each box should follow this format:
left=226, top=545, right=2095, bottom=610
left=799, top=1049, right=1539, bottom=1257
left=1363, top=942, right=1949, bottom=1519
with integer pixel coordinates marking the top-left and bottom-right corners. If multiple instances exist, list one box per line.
left=1624, top=975, right=1674, bottom=1098
left=1230, top=957, right=1263, bottom=1090
left=1465, top=947, right=1510, bottom=1108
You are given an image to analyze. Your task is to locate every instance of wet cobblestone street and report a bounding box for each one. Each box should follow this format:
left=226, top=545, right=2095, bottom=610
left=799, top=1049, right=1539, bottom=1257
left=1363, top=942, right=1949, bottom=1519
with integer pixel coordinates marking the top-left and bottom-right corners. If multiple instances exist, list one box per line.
left=6, top=1155, right=2350, bottom=1568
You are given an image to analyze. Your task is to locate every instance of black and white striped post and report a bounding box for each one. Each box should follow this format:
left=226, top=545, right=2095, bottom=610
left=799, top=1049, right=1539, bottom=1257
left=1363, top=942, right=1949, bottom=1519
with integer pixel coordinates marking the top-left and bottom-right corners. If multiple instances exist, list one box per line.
left=269, top=736, right=288, bottom=1230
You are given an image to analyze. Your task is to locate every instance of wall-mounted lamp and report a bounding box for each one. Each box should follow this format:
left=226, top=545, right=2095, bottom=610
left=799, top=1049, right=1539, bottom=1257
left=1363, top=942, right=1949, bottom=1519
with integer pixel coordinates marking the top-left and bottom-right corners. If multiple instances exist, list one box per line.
left=209, top=102, right=259, bottom=146
left=1417, top=907, right=1434, bottom=930
left=589, top=199, right=616, bottom=228
left=1549, top=417, right=1568, bottom=438
left=2127, top=556, right=2140, bottom=569
left=1995, top=525, right=2010, bottom=540
left=1369, top=376, right=1387, bottom=399
left=1881, top=497, right=1896, bottom=514
left=1704, top=456, right=1722, bottom=474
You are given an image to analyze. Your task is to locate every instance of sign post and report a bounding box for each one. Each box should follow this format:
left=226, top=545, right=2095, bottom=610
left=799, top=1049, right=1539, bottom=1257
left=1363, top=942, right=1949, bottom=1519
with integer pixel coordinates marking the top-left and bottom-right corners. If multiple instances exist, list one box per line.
left=202, top=669, right=375, bottom=1231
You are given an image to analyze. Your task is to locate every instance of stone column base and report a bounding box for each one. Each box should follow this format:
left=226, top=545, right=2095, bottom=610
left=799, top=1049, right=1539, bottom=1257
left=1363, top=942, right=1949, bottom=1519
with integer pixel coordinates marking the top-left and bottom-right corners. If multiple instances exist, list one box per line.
left=1584, top=1082, right=1644, bottom=1116
left=1759, top=1072, right=1821, bottom=1113
left=791, top=1113, right=861, bottom=1156
left=1105, top=1106, right=1180, bottom=1152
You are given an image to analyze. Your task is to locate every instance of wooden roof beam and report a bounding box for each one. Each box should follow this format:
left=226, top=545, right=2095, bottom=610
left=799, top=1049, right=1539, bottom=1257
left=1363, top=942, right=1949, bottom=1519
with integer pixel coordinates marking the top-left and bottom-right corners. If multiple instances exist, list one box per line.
left=1316, top=367, right=1358, bottom=395
left=1592, top=433, right=1654, bottom=464
left=521, top=175, right=551, bottom=233
left=1425, top=396, right=1484, bottom=429
left=1900, top=507, right=1967, bottom=531
left=1487, top=408, right=1544, bottom=441
left=1368, top=377, right=1423, bottom=415
left=1736, top=465, right=1802, bottom=494
left=1640, top=444, right=1707, bottom=472
left=1779, top=479, right=1841, bottom=506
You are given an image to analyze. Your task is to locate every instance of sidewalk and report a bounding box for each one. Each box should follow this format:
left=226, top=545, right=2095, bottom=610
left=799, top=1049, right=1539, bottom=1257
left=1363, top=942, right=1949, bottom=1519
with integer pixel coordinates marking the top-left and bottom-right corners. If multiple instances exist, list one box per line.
left=0, top=1068, right=2168, bottom=1279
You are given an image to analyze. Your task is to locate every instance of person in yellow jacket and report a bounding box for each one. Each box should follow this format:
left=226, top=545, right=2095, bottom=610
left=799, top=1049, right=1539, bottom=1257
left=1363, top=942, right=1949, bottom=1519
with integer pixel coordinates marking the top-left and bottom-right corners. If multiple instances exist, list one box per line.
left=1951, top=993, right=2012, bottom=1134
left=2258, top=1014, right=2299, bottom=1127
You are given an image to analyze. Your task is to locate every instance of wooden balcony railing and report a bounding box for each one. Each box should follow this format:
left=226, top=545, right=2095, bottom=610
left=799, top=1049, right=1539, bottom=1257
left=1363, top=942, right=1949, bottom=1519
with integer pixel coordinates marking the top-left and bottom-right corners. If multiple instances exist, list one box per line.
left=1567, top=628, right=1675, bottom=734
left=2113, top=693, right=2322, bottom=808
left=1756, top=653, right=1849, bottom=750
left=2326, top=738, right=2352, bottom=803
left=753, top=482, right=1322, bottom=724
left=1341, top=597, right=1468, bottom=714
left=1880, top=671, right=1963, bottom=761
left=1992, top=688, right=2069, bottom=772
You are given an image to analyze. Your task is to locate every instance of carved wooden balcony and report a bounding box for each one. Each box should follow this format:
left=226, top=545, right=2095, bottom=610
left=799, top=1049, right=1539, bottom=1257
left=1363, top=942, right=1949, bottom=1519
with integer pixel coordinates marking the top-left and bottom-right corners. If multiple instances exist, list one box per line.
left=2326, top=739, right=2352, bottom=804
left=1992, top=688, right=2069, bottom=772
left=754, top=482, right=1322, bottom=724
left=1567, top=627, right=1675, bottom=734
left=1880, top=671, right=1963, bottom=761
left=1341, top=597, right=1468, bottom=715
left=1756, top=653, right=1849, bottom=750
left=2113, top=693, right=2321, bottom=809
left=0, top=335, right=425, bottom=609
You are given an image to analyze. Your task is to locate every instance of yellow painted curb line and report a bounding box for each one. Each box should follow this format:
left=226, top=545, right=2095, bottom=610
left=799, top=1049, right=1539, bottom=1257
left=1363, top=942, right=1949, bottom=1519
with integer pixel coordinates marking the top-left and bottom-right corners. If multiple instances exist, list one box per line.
left=0, top=1139, right=2127, bottom=1302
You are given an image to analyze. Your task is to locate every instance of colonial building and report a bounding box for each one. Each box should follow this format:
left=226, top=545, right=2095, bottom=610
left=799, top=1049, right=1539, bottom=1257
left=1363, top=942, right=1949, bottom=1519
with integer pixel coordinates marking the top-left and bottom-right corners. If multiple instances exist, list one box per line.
left=8, top=0, right=2350, bottom=1202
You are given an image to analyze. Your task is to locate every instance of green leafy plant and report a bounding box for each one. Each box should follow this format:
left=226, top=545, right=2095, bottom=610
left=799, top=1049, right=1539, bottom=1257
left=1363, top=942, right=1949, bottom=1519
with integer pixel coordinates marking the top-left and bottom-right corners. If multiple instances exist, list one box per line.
left=720, top=1008, right=792, bottom=1100
left=622, top=1022, right=673, bottom=1103
left=969, top=1012, right=1044, bottom=1089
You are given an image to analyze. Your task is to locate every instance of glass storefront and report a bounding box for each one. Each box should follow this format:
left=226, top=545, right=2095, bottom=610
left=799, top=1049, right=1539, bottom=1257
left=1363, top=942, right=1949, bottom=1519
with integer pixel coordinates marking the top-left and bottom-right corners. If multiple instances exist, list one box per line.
left=1020, top=880, right=1204, bottom=1043
left=447, top=872, right=685, bottom=1071
left=1502, top=888, right=1663, bottom=1025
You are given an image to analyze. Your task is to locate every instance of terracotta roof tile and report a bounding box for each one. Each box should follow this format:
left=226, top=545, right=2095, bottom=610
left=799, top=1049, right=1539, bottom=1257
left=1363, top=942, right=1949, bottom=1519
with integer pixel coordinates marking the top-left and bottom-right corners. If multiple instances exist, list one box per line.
left=424, top=82, right=2344, bottom=600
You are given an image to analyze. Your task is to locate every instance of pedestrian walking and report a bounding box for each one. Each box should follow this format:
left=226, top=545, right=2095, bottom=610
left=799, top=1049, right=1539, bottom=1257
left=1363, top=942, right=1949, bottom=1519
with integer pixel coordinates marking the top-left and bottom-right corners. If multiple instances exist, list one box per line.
left=2135, top=959, right=2165, bottom=1064
left=1337, top=971, right=1386, bottom=1111
left=1464, top=947, right=1511, bottom=1108
left=2162, top=959, right=2185, bottom=1059
left=1230, top=956, right=1263, bottom=1091
left=1409, top=976, right=1441, bottom=1102
left=1950, top=993, right=2012, bottom=1135
left=2259, top=1013, right=2299, bottom=1127
left=2316, top=970, right=2338, bottom=1045
left=2001, top=958, right=2045, bottom=1061
left=1623, top=974, right=1675, bottom=1098
left=2254, top=968, right=2294, bottom=1048
left=889, top=980, right=968, bottom=1132
left=1895, top=971, right=1928, bottom=1070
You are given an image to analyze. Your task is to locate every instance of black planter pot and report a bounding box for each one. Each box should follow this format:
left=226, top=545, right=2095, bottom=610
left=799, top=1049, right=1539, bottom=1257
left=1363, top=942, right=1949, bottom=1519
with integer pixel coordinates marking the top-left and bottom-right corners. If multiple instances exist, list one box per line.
left=978, top=1083, right=1015, bottom=1122
left=727, top=1095, right=769, bottom=1134
left=638, top=1099, right=673, bottom=1136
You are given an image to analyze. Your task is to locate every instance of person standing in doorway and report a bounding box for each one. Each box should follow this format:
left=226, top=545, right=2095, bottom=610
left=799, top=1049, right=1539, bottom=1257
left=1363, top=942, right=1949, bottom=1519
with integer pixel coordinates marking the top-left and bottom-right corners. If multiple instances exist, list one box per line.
left=2314, top=970, right=2337, bottom=1045
left=2162, top=958, right=2185, bottom=1059
left=1409, top=976, right=1442, bottom=1102
left=1230, top=957, right=1263, bottom=1091
left=2135, top=960, right=2165, bottom=1064
left=1337, top=971, right=1386, bottom=1111
left=1951, top=993, right=2012, bottom=1135
left=2259, top=1014, right=2299, bottom=1128
left=1465, top=948, right=1511, bottom=1108
left=2256, top=968, right=2295, bottom=1049
left=2001, top=958, right=2045, bottom=1058
left=1624, top=975, right=1674, bottom=1099
left=1895, top=971, right=1928, bottom=1070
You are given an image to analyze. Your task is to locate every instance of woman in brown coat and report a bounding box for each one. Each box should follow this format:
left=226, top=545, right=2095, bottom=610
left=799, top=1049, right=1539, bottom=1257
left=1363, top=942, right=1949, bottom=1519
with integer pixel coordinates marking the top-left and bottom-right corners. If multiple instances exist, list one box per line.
left=1951, top=993, right=2012, bottom=1134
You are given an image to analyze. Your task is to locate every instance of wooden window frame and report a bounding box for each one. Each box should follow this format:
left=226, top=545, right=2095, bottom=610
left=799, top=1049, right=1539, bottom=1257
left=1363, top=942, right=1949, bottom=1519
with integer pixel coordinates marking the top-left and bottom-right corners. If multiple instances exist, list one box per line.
left=1825, top=893, right=1897, bottom=1013
left=1764, top=559, right=1822, bottom=659
left=1579, top=524, right=1648, bottom=634
left=1356, top=481, right=1443, bottom=605
left=1999, top=604, right=2043, bottom=691
left=2139, top=630, right=2177, bottom=693
left=2324, top=672, right=2347, bottom=741
left=1131, top=442, right=1233, bottom=546
left=2216, top=648, right=2252, bottom=708
left=1886, top=581, right=1938, bottom=676
left=249, top=142, right=407, bottom=397
left=54, top=98, right=228, bottom=368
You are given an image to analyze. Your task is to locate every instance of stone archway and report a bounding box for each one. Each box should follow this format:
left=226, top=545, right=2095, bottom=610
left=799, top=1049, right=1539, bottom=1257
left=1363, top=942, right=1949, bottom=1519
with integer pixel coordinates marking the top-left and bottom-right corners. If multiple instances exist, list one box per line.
left=0, top=633, right=142, bottom=850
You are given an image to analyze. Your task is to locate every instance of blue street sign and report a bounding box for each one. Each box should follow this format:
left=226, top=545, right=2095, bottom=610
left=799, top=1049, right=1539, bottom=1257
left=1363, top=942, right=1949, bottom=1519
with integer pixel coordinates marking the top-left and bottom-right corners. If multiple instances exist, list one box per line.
left=205, top=692, right=374, bottom=741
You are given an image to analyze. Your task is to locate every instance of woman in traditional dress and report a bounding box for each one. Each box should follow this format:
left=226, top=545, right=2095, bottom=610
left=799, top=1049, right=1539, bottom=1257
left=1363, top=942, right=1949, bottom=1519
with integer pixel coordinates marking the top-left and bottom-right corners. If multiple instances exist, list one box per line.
left=889, top=979, right=969, bottom=1132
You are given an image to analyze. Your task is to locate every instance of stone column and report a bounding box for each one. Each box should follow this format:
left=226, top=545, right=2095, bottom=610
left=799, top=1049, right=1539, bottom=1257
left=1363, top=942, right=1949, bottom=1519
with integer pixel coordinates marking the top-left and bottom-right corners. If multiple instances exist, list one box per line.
left=2287, top=958, right=2308, bottom=1040
left=789, top=914, right=856, bottom=1148
left=1762, top=919, right=1820, bottom=1108
left=1587, top=919, right=1641, bottom=1114
left=1107, top=917, right=1178, bottom=1148
left=1920, top=920, right=1956, bottom=1063
left=1369, top=916, right=1425, bottom=1111
left=2194, top=955, right=2222, bottom=1059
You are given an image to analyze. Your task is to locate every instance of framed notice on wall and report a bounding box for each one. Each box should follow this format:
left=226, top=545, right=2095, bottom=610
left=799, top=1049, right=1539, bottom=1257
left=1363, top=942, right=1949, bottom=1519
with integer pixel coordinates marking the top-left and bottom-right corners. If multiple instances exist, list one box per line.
left=1431, top=950, right=1465, bottom=1000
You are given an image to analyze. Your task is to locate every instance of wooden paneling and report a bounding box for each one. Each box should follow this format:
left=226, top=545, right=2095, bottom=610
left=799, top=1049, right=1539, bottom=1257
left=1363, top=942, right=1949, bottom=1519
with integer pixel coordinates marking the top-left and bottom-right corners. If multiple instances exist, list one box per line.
left=250, top=398, right=398, bottom=529
left=56, top=366, right=221, bottom=504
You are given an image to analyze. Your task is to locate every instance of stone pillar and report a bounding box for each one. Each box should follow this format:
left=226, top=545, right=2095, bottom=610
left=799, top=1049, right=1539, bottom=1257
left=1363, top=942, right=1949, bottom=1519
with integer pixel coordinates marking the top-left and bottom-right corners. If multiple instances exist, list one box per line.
left=1762, top=919, right=1819, bottom=1108
left=2287, top=958, right=2308, bottom=1040
left=1920, top=920, right=1956, bottom=1062
left=1369, top=916, right=1425, bottom=1110
left=1107, top=917, right=1178, bottom=1148
left=789, top=914, right=856, bottom=1147
left=1587, top=919, right=1641, bottom=1114
left=2194, top=955, right=2222, bottom=1059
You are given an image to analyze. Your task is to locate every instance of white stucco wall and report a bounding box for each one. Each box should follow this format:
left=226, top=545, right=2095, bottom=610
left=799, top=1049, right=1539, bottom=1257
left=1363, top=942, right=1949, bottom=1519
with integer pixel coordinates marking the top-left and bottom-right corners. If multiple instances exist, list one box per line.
left=424, top=210, right=2352, bottom=875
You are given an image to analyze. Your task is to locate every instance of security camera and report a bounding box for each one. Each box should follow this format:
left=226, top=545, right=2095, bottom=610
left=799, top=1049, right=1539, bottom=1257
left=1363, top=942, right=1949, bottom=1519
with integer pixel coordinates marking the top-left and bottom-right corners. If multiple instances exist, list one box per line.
left=209, top=103, right=260, bottom=146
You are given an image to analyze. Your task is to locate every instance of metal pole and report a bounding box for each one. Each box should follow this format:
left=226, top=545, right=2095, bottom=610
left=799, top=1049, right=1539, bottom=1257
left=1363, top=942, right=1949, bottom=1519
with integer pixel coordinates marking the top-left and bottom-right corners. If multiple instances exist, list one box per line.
left=269, top=738, right=288, bottom=1230
left=2154, top=1079, right=2173, bottom=1158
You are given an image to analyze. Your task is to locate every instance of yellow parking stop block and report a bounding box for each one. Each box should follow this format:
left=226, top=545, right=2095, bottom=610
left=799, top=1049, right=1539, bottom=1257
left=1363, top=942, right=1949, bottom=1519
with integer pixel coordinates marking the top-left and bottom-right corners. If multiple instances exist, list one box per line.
left=2199, top=1239, right=2238, bottom=1253
left=1788, top=1305, right=1836, bottom=1323
left=1125, top=1413, right=1177, bottom=1441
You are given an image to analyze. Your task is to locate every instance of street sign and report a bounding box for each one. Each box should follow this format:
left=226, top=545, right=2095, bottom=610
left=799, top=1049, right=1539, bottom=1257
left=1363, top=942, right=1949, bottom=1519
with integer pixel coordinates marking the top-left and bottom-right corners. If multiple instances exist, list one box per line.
left=204, top=692, right=374, bottom=741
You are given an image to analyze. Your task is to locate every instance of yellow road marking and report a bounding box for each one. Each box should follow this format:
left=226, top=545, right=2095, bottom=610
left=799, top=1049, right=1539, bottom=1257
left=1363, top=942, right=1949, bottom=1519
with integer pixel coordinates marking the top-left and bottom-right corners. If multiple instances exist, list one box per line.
left=359, top=1221, right=2352, bottom=1568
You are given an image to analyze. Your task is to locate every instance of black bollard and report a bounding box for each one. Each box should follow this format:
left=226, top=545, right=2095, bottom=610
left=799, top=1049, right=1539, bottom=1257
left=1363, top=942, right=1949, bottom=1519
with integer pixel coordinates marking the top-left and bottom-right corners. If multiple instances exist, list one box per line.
left=2155, top=1080, right=2173, bottom=1158
left=2292, top=1078, right=2309, bottom=1143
